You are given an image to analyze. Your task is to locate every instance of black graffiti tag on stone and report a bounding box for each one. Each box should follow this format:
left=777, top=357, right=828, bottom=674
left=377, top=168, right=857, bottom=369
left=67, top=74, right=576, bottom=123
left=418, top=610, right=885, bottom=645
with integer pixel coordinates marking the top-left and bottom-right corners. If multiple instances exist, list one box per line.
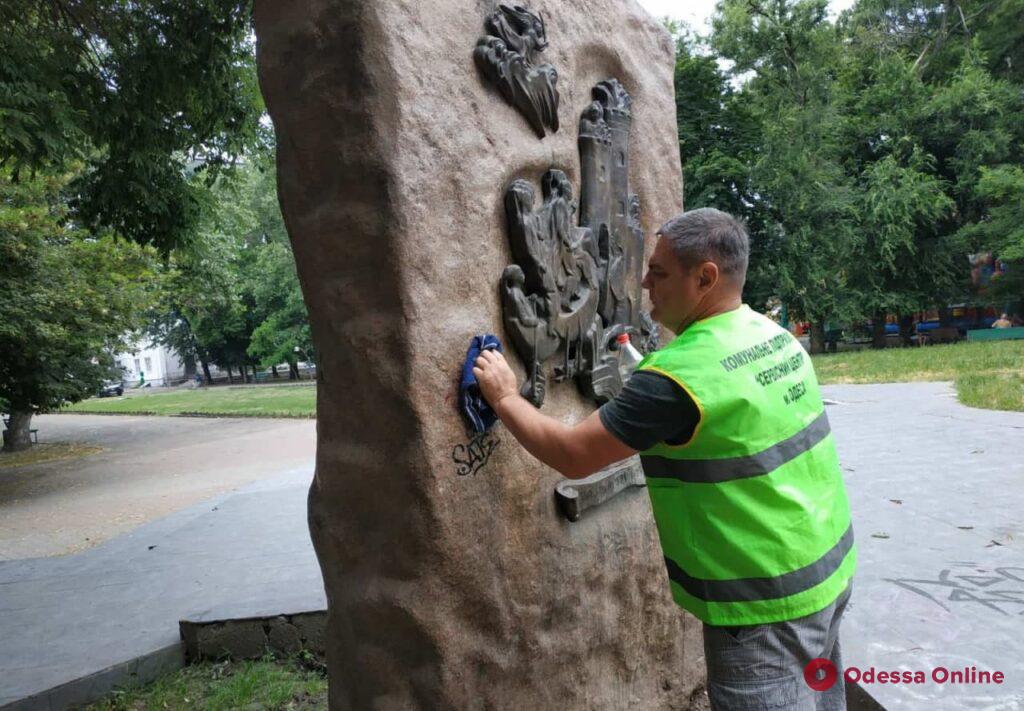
left=453, top=430, right=500, bottom=477
left=884, top=566, right=1024, bottom=615
left=474, top=3, right=559, bottom=138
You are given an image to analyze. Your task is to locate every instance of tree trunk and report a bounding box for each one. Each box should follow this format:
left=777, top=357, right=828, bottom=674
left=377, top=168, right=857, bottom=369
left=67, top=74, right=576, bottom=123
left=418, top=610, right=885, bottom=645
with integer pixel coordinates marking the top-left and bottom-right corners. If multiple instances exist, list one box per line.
left=272, top=365, right=279, bottom=379
left=183, top=354, right=197, bottom=378
left=289, top=361, right=300, bottom=380
left=898, top=313, right=915, bottom=347
left=201, top=359, right=213, bottom=385
left=226, top=365, right=235, bottom=384
left=871, top=314, right=888, bottom=350
left=808, top=321, right=826, bottom=355
left=2, top=409, right=33, bottom=453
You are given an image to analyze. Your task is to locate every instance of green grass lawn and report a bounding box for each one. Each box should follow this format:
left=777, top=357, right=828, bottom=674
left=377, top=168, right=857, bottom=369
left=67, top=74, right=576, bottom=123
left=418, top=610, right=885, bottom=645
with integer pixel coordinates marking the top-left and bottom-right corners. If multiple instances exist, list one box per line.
left=85, top=657, right=326, bottom=711
left=62, top=384, right=315, bottom=418
left=811, top=340, right=1024, bottom=412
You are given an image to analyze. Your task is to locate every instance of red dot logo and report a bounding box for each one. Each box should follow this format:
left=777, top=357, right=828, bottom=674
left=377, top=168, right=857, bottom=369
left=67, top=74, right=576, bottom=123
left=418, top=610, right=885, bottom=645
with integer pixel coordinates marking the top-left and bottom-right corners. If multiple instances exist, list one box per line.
left=804, top=658, right=838, bottom=691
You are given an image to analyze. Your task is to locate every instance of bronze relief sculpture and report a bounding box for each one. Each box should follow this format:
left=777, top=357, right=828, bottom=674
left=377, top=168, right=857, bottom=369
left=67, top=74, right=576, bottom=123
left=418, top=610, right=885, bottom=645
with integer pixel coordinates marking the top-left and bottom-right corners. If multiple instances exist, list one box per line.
left=474, top=5, right=656, bottom=519
left=500, top=78, right=657, bottom=408
left=474, top=4, right=560, bottom=138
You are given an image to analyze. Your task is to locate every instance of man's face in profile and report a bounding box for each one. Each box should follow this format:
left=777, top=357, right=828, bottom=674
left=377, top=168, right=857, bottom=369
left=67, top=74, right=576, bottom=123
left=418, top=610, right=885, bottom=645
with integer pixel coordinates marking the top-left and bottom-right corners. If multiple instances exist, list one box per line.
left=641, top=237, right=707, bottom=333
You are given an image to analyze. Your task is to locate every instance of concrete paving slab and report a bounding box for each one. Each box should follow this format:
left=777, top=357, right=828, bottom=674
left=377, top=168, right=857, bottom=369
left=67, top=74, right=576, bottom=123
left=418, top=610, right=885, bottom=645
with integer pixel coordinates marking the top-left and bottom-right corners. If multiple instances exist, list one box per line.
left=0, top=465, right=323, bottom=707
left=4, top=385, right=1023, bottom=709
left=825, top=382, right=1024, bottom=711
left=0, top=414, right=316, bottom=559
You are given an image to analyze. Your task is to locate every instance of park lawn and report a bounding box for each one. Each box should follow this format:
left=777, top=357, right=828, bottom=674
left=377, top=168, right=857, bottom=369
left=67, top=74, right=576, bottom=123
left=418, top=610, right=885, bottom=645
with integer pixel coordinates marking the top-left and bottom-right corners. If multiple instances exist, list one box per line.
left=62, top=384, right=316, bottom=418
left=957, top=373, right=1024, bottom=412
left=811, top=340, right=1024, bottom=412
left=85, top=657, right=326, bottom=711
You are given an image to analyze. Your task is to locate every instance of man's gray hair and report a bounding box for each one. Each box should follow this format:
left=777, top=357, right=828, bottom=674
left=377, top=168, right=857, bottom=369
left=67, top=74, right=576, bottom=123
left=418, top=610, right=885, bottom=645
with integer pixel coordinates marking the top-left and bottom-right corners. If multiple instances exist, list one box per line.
left=657, top=208, right=749, bottom=283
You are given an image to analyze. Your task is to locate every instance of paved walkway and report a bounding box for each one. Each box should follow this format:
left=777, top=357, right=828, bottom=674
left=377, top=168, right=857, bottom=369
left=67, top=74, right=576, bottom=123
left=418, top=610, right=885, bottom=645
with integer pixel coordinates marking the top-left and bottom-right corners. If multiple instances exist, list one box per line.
left=0, top=465, right=323, bottom=707
left=0, top=414, right=315, bottom=559
left=825, top=382, right=1024, bottom=710
left=3, top=386, right=1023, bottom=709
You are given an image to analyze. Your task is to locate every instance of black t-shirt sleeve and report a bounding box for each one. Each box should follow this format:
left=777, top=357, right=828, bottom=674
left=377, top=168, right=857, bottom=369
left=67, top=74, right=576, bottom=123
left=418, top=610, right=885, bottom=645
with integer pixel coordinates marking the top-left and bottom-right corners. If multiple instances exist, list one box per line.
left=598, top=370, right=701, bottom=451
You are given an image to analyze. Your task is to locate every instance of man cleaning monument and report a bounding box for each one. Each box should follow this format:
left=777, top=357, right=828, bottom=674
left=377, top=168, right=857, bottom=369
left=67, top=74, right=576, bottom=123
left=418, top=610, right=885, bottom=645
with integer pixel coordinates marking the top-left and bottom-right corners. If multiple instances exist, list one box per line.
left=474, top=207, right=856, bottom=710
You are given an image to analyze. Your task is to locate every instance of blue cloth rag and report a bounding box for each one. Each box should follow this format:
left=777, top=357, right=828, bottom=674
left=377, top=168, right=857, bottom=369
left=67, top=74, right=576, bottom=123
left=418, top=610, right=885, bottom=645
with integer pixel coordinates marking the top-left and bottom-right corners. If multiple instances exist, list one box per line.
left=460, top=334, right=504, bottom=433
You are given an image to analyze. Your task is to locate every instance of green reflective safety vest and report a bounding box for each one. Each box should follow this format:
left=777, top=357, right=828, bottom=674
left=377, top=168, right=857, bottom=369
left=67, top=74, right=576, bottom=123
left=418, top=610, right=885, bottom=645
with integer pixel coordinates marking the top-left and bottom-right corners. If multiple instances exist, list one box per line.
left=637, top=305, right=855, bottom=626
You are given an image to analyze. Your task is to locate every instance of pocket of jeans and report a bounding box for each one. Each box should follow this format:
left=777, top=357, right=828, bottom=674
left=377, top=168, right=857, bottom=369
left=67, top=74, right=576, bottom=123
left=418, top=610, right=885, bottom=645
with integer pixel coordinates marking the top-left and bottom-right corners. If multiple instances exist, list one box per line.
left=707, top=675, right=803, bottom=710
left=723, top=623, right=769, bottom=644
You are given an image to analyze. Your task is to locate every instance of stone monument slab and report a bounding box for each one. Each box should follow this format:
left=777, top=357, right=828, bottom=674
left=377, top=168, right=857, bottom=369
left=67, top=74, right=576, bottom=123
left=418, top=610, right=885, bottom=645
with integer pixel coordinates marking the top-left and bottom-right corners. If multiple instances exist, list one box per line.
left=254, top=1, right=703, bottom=708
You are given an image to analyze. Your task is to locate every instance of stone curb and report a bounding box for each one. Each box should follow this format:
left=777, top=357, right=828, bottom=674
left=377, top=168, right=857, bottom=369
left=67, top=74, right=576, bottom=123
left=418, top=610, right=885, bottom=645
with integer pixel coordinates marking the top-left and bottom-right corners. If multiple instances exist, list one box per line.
left=0, top=642, right=185, bottom=711
left=179, top=610, right=326, bottom=661
left=0, top=610, right=326, bottom=710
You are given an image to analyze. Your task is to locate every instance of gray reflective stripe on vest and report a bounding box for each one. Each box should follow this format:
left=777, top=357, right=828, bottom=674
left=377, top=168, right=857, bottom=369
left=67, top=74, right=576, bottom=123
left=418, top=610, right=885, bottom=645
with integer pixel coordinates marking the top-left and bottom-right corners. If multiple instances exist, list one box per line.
left=641, top=411, right=832, bottom=484
left=664, top=524, right=854, bottom=603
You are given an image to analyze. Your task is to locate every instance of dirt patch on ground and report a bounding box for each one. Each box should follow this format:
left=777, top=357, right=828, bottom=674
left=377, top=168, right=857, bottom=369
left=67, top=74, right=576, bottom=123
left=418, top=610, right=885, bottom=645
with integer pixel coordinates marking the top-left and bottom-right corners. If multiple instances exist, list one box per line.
left=0, top=442, right=103, bottom=469
left=0, top=414, right=315, bottom=559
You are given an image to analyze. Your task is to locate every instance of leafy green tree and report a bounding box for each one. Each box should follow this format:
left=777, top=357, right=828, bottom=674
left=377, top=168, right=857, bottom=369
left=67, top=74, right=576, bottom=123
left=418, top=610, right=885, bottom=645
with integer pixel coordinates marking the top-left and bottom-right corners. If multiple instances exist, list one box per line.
left=248, top=242, right=312, bottom=378
left=851, top=151, right=956, bottom=344
left=149, top=157, right=311, bottom=382
left=705, top=0, right=861, bottom=350
left=672, top=29, right=777, bottom=309
left=829, top=46, right=960, bottom=344
left=750, top=106, right=859, bottom=351
left=957, top=165, right=1024, bottom=306
left=0, top=170, right=157, bottom=451
left=149, top=232, right=240, bottom=383
left=0, top=1, right=265, bottom=252
left=840, top=5, right=1023, bottom=332
left=242, top=159, right=311, bottom=376
left=677, top=0, right=1024, bottom=352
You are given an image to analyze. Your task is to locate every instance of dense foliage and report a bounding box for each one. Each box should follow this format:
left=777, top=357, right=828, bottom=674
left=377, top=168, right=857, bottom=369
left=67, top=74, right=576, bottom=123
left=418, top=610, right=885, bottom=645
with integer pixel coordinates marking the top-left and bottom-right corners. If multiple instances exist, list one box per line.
left=0, top=0, right=265, bottom=253
left=675, top=0, right=1024, bottom=350
left=148, top=158, right=313, bottom=382
left=0, top=170, right=158, bottom=450
left=0, top=2, right=308, bottom=450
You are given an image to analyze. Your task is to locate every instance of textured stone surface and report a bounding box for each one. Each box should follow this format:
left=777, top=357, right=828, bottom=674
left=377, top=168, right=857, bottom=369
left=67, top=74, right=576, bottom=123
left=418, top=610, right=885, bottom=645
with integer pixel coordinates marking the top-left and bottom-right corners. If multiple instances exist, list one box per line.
left=267, top=617, right=305, bottom=656
left=197, top=621, right=268, bottom=660
left=254, top=1, right=702, bottom=708
left=180, top=612, right=327, bottom=662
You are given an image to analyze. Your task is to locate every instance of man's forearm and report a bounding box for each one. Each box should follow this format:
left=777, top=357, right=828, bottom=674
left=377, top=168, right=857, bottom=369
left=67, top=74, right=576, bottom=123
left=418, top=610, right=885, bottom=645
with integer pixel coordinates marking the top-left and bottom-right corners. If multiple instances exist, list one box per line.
left=493, top=393, right=583, bottom=478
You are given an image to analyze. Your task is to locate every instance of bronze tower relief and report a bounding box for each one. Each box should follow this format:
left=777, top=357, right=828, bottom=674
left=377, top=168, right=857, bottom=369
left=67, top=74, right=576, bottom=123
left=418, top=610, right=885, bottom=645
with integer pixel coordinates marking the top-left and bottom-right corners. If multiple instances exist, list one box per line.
left=500, top=78, right=658, bottom=408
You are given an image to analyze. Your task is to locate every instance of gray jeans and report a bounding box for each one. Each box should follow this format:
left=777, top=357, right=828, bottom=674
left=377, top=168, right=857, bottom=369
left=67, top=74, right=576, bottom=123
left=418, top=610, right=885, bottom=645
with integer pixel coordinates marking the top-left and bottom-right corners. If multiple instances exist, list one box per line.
left=702, top=584, right=852, bottom=710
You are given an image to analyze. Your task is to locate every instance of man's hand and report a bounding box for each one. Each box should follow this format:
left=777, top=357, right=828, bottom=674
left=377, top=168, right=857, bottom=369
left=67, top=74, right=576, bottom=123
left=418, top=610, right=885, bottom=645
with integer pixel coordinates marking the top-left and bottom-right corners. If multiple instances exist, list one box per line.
left=471, top=348, right=636, bottom=479
left=473, top=349, right=519, bottom=409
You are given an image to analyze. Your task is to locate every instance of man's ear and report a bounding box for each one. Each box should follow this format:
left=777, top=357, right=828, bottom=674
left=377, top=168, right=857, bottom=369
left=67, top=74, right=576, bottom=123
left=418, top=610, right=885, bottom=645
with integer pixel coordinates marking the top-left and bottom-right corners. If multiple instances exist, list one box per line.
left=697, top=261, right=720, bottom=292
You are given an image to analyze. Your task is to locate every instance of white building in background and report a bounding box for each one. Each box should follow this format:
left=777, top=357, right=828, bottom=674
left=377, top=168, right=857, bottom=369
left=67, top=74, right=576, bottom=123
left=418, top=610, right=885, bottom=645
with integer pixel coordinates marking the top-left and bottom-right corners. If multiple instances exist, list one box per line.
left=114, top=340, right=188, bottom=387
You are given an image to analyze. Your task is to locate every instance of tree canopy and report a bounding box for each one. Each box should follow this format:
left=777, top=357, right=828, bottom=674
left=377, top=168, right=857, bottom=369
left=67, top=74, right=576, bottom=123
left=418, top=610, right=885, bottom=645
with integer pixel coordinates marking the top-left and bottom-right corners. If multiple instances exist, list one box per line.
left=0, top=168, right=158, bottom=450
left=147, top=157, right=312, bottom=383
left=0, top=0, right=265, bottom=253
left=675, top=0, right=1024, bottom=350
left=0, top=1, right=308, bottom=450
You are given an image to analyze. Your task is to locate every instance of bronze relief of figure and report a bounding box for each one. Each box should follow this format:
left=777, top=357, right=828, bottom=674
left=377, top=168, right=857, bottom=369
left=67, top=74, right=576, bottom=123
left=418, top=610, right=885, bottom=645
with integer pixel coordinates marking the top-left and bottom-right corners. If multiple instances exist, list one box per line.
left=499, top=79, right=657, bottom=407
left=474, top=4, right=560, bottom=138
